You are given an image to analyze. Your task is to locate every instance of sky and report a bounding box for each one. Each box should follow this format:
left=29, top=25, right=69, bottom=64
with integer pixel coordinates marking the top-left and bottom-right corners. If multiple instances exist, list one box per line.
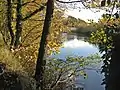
left=65, top=8, right=106, bottom=22
left=58, top=0, right=105, bottom=22
left=62, top=0, right=118, bottom=22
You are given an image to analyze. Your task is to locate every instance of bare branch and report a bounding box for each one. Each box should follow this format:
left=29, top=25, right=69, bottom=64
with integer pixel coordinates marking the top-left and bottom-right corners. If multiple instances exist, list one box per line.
left=22, top=0, right=36, bottom=6
left=56, top=0, right=82, bottom=3
left=0, top=30, right=9, bottom=46
left=28, top=19, right=44, bottom=21
left=22, top=23, right=41, bottom=43
left=22, top=4, right=46, bottom=21
left=50, top=71, right=63, bottom=89
left=23, top=34, right=41, bottom=48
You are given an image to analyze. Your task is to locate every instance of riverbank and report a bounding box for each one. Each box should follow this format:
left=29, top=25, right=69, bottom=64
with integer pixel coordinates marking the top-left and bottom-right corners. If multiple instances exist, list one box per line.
left=70, top=25, right=97, bottom=37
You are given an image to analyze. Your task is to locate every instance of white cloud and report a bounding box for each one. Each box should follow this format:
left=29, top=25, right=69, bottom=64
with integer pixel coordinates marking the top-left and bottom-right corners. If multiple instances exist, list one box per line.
left=63, top=38, right=94, bottom=48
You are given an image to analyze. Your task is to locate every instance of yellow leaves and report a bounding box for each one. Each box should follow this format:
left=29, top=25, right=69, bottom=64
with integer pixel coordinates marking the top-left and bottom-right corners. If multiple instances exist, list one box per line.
left=47, top=40, right=62, bottom=55
left=21, top=10, right=67, bottom=60
left=90, top=28, right=107, bottom=45
left=103, top=38, right=107, bottom=43
left=99, top=16, right=120, bottom=27
left=0, top=45, right=25, bottom=73
left=91, top=2, right=98, bottom=8
left=10, top=2, right=70, bottom=75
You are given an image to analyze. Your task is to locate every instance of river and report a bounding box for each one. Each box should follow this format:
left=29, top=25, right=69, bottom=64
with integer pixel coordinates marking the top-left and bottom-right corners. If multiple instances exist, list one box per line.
left=52, top=33, right=105, bottom=90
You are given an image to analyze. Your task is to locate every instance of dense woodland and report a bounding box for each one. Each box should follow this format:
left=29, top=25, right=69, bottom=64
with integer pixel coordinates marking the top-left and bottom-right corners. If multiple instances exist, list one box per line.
left=0, top=0, right=120, bottom=90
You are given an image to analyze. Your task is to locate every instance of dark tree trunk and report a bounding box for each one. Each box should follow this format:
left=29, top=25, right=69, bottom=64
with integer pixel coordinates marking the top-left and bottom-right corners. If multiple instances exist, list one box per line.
left=7, top=0, right=14, bottom=47
left=34, top=0, right=54, bottom=90
left=14, top=0, right=22, bottom=48
left=107, top=33, right=120, bottom=90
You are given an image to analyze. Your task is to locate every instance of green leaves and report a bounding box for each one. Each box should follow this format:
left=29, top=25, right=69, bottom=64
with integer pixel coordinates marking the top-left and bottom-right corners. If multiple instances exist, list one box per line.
left=89, top=13, right=120, bottom=86
left=101, top=0, right=106, bottom=7
left=101, top=0, right=112, bottom=7
left=44, top=54, right=101, bottom=88
left=79, top=71, right=87, bottom=79
left=107, top=0, right=111, bottom=5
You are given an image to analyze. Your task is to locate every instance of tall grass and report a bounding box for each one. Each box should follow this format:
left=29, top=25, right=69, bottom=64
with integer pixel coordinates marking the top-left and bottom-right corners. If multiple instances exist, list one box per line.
left=0, top=34, right=24, bottom=72
left=0, top=34, right=36, bottom=90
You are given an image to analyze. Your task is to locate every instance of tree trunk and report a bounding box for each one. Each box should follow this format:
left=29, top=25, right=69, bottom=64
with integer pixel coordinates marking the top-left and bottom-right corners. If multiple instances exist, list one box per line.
left=107, top=33, right=120, bottom=90
left=14, top=0, right=22, bottom=48
left=34, top=0, right=54, bottom=90
left=7, top=0, right=14, bottom=47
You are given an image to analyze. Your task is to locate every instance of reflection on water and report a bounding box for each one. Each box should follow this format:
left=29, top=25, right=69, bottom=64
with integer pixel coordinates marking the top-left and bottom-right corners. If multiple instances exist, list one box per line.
left=53, top=36, right=99, bottom=59
left=64, top=38, right=93, bottom=48
left=52, top=34, right=105, bottom=90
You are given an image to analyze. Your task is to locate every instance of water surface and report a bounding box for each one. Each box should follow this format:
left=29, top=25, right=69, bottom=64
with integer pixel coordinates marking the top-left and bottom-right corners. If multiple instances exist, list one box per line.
left=52, top=34, right=105, bottom=90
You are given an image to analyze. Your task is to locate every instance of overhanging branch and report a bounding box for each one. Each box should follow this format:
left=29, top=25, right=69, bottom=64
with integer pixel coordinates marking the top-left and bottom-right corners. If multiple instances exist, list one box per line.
left=22, top=4, right=46, bottom=21
left=22, top=0, right=36, bottom=6
left=56, top=0, right=82, bottom=3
